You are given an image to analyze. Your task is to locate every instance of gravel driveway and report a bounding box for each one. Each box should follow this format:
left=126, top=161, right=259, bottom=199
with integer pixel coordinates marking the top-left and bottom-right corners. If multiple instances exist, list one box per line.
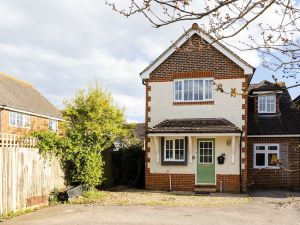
left=2, top=191, right=300, bottom=225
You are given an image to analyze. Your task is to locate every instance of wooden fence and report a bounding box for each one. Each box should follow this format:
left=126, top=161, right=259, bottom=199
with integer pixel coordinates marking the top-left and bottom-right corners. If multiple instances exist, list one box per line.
left=0, top=133, right=65, bottom=215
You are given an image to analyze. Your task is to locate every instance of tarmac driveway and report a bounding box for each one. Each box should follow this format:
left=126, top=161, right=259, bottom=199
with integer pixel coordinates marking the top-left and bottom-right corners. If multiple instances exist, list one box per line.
left=3, top=191, right=300, bottom=225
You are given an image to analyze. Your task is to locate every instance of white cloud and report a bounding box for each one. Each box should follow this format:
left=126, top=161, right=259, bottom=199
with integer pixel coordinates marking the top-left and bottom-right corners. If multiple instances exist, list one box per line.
left=1, top=0, right=297, bottom=122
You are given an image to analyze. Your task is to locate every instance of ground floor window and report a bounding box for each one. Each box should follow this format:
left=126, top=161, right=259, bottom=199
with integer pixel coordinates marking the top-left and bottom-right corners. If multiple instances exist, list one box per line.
left=254, top=144, right=279, bottom=168
left=165, top=138, right=185, bottom=161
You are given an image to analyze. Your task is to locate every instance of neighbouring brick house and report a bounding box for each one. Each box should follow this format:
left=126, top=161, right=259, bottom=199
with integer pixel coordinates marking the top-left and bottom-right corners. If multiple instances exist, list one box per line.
left=0, top=73, right=63, bottom=135
left=247, top=81, right=300, bottom=190
left=140, top=23, right=300, bottom=193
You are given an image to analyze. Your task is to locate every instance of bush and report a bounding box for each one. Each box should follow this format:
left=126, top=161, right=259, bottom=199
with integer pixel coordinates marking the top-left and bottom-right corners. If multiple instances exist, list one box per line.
left=48, top=187, right=60, bottom=206
left=32, top=83, right=128, bottom=190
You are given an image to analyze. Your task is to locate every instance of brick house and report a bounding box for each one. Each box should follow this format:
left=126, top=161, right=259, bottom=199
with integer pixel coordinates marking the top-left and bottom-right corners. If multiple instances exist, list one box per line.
left=247, top=81, right=300, bottom=190
left=0, top=73, right=63, bottom=134
left=140, top=23, right=300, bottom=193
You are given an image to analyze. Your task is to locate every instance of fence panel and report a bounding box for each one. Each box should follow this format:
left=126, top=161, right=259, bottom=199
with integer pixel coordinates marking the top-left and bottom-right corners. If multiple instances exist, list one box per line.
left=0, top=133, right=64, bottom=215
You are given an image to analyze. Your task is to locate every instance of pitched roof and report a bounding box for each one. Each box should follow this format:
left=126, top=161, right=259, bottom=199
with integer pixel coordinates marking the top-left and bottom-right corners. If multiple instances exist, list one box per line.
left=248, top=81, right=300, bottom=135
left=249, top=80, right=284, bottom=93
left=294, top=95, right=300, bottom=104
left=148, top=118, right=241, bottom=134
left=140, top=23, right=254, bottom=79
left=0, top=73, right=63, bottom=120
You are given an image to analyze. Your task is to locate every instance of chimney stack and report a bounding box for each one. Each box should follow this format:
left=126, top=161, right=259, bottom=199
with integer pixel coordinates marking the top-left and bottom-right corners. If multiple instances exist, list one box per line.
left=192, top=23, right=199, bottom=30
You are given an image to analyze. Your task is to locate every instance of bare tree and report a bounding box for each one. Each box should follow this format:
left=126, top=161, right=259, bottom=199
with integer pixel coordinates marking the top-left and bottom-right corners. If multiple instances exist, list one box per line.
left=106, top=0, right=300, bottom=85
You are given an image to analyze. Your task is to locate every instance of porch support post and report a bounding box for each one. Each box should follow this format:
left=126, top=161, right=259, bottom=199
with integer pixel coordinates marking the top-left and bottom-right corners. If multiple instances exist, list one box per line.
left=188, top=136, right=193, bottom=163
left=231, top=135, right=236, bottom=163
left=153, top=136, right=160, bottom=163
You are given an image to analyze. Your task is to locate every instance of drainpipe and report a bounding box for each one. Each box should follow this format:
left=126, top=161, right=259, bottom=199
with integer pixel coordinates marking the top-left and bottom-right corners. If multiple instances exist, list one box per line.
left=239, top=131, right=243, bottom=193
left=0, top=105, right=6, bottom=133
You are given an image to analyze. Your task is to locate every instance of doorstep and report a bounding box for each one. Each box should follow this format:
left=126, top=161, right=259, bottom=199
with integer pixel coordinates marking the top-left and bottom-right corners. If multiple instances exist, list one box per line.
left=194, top=185, right=217, bottom=194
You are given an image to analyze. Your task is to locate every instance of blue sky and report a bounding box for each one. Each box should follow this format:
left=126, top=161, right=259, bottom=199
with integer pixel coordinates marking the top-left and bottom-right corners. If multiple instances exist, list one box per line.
left=0, top=0, right=299, bottom=123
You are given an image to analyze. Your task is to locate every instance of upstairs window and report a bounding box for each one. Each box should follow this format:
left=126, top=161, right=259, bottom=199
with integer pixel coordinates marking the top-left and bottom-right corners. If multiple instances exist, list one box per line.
left=9, top=112, right=30, bottom=128
left=49, top=120, right=58, bottom=132
left=258, top=95, right=276, bottom=113
left=174, top=79, right=213, bottom=102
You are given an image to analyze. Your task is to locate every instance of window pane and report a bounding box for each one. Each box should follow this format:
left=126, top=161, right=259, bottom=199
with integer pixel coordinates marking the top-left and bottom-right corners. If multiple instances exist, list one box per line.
left=268, top=153, right=278, bottom=166
left=175, top=139, right=179, bottom=149
left=205, top=80, right=213, bottom=99
left=175, top=150, right=180, bottom=160
left=184, top=80, right=189, bottom=100
left=268, top=146, right=278, bottom=151
left=256, top=153, right=265, bottom=166
left=199, top=80, right=203, bottom=100
left=194, top=80, right=199, bottom=100
left=9, top=112, right=15, bottom=125
left=180, top=139, right=184, bottom=149
left=24, top=115, right=30, bottom=127
left=204, top=156, right=209, bottom=163
left=179, top=150, right=184, bottom=159
left=188, top=80, right=193, bottom=100
left=256, top=145, right=265, bottom=151
left=258, top=96, right=266, bottom=112
left=175, top=81, right=182, bottom=100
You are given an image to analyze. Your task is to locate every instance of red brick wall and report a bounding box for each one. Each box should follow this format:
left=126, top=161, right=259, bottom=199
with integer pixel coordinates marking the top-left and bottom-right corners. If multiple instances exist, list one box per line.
left=145, top=170, right=240, bottom=193
left=149, top=34, right=244, bottom=81
left=217, top=175, right=240, bottom=193
left=247, top=137, right=300, bottom=190
left=145, top=169, right=195, bottom=191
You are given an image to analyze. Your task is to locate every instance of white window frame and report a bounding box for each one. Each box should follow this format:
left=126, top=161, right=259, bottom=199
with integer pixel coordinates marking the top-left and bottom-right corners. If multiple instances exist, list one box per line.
left=9, top=111, right=31, bottom=129
left=258, top=95, right=276, bottom=113
left=173, top=78, right=214, bottom=102
left=164, top=138, right=185, bottom=162
left=49, top=119, right=58, bottom=132
left=253, top=144, right=280, bottom=169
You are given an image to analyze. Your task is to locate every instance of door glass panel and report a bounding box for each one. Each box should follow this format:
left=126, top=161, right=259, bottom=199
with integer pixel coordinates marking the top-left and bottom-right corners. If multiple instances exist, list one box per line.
left=199, top=141, right=213, bottom=164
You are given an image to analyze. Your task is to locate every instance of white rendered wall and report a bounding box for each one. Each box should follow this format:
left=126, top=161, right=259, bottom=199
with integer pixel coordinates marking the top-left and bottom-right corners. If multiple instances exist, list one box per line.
left=149, top=78, right=245, bottom=129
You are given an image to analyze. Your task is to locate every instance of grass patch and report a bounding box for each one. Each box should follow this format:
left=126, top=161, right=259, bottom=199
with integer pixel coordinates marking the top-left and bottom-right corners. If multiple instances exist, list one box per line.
left=0, top=207, right=41, bottom=223
left=69, top=190, right=109, bottom=204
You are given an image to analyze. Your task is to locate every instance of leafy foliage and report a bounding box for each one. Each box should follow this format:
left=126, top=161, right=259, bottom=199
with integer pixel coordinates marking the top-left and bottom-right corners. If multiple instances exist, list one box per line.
left=32, top=83, right=127, bottom=189
left=48, top=187, right=60, bottom=206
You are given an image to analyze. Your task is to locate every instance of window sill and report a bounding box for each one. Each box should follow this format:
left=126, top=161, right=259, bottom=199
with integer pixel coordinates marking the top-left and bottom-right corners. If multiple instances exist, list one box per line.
left=173, top=101, right=214, bottom=106
left=161, top=161, right=187, bottom=166
left=9, top=125, right=31, bottom=130
left=254, top=166, right=280, bottom=170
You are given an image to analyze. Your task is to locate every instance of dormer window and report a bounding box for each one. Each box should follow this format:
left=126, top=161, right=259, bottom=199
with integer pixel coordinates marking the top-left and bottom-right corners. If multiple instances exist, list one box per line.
left=174, top=78, right=213, bottom=102
left=258, top=95, right=276, bottom=113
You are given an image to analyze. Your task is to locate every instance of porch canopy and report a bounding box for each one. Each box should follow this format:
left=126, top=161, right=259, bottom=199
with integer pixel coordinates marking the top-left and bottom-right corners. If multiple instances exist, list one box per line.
left=147, top=118, right=241, bottom=163
left=148, top=118, right=241, bottom=135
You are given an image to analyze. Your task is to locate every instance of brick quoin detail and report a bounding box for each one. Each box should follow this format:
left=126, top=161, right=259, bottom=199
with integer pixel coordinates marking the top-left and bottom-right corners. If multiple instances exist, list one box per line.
left=241, top=77, right=249, bottom=192
left=247, top=137, right=300, bottom=190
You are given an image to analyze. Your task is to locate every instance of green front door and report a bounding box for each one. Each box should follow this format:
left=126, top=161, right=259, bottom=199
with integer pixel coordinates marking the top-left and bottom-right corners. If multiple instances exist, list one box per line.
left=197, top=139, right=215, bottom=184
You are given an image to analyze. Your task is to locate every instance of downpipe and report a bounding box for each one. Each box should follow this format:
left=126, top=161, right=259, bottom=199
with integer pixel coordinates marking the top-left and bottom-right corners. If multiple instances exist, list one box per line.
left=239, top=131, right=243, bottom=193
